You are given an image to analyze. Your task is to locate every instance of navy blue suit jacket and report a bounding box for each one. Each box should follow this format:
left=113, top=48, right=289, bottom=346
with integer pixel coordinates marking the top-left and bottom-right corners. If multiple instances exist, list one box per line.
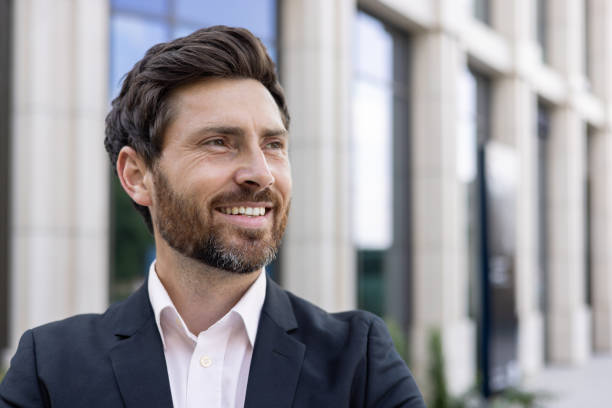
left=0, top=277, right=425, bottom=407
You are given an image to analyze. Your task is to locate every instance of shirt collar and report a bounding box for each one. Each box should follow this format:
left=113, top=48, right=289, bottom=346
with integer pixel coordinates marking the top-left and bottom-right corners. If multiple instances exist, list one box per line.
left=147, top=260, right=267, bottom=349
left=230, top=266, right=266, bottom=346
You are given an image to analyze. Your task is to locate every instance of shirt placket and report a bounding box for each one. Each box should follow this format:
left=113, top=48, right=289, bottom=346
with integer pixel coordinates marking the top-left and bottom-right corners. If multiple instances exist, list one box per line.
left=185, top=324, right=229, bottom=408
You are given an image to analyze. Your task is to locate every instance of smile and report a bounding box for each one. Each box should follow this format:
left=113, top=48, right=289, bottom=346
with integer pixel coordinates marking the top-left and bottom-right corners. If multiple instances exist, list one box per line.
left=218, top=206, right=267, bottom=217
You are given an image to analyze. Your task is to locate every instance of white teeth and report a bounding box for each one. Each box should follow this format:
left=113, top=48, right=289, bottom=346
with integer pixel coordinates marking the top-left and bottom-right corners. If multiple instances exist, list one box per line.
left=222, top=206, right=267, bottom=216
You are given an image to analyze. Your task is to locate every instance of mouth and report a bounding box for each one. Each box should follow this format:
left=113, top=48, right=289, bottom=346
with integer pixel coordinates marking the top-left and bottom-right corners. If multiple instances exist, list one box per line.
left=214, top=203, right=274, bottom=228
left=216, top=205, right=270, bottom=217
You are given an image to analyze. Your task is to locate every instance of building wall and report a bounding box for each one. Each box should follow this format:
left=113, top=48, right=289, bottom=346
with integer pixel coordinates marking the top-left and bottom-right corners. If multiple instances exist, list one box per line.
left=5, top=0, right=110, bottom=363
left=3, top=0, right=612, bottom=398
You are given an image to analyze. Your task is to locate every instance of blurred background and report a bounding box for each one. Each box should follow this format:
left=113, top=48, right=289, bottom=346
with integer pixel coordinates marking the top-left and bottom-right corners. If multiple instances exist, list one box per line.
left=1, top=0, right=612, bottom=406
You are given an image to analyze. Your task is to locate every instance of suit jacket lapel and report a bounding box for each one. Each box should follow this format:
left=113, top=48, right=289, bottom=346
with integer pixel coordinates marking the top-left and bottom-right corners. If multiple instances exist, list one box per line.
left=108, top=283, right=174, bottom=408
left=245, top=279, right=305, bottom=408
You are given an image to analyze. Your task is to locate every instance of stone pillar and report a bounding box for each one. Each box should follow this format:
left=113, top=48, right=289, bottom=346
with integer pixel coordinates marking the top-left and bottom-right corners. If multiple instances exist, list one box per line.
left=548, top=0, right=587, bottom=85
left=9, top=0, right=109, bottom=357
left=547, top=107, right=590, bottom=363
left=589, top=128, right=612, bottom=352
left=545, top=0, right=591, bottom=364
left=492, top=0, right=544, bottom=376
left=280, top=0, right=356, bottom=312
left=588, top=0, right=612, bottom=352
left=411, top=28, right=475, bottom=394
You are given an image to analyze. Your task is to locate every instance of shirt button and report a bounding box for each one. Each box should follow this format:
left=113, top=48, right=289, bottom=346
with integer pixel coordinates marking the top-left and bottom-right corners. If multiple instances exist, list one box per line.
left=200, top=356, right=212, bottom=368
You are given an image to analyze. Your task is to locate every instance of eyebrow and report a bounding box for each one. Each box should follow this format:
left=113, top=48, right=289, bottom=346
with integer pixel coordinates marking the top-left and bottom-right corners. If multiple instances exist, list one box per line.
left=195, top=125, right=288, bottom=138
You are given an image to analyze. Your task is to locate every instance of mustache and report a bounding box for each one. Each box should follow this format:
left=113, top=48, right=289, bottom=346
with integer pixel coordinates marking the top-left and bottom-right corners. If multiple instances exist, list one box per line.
left=210, top=187, right=280, bottom=207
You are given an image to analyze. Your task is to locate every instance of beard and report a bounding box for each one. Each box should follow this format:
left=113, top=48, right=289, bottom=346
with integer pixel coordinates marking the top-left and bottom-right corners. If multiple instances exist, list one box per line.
left=152, top=168, right=289, bottom=275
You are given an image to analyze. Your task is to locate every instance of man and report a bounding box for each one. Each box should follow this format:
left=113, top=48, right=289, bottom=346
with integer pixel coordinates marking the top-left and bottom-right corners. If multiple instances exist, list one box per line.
left=0, top=26, right=425, bottom=407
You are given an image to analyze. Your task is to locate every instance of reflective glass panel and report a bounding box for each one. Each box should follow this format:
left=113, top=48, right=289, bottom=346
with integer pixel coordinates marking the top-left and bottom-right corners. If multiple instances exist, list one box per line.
left=472, top=0, right=490, bottom=24
left=111, top=0, right=168, bottom=15
left=353, top=11, right=410, bottom=322
left=176, top=0, right=277, bottom=41
left=352, top=12, right=393, bottom=249
left=110, top=14, right=168, bottom=98
left=352, top=80, right=393, bottom=249
left=354, top=12, right=392, bottom=84
left=459, top=68, right=480, bottom=323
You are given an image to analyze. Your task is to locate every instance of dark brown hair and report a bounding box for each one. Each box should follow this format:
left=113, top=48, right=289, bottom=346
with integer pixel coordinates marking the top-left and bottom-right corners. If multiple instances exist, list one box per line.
left=104, top=26, right=289, bottom=232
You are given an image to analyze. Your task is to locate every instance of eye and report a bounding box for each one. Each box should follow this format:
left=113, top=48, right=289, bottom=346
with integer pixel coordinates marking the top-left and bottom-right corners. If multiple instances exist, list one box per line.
left=204, top=138, right=227, bottom=147
left=265, top=140, right=285, bottom=150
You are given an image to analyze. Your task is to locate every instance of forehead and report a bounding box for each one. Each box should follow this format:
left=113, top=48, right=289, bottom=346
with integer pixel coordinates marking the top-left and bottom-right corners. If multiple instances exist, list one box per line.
left=168, top=78, right=284, bottom=130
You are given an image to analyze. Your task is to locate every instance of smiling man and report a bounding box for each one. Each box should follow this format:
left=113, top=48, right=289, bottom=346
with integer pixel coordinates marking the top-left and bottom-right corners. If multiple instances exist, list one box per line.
left=0, top=26, right=425, bottom=407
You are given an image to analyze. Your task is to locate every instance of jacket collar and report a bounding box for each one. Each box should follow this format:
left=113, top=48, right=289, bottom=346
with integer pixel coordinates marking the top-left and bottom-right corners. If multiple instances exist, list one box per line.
left=244, top=277, right=305, bottom=408
left=108, top=282, right=174, bottom=407
left=106, top=275, right=305, bottom=408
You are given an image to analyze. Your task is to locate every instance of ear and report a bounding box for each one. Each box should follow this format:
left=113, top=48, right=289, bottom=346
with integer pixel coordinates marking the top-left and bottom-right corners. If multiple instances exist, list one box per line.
left=116, top=146, right=153, bottom=207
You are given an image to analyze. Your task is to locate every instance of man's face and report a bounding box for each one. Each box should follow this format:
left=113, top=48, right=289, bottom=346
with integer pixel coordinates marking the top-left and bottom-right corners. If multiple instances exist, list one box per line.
left=150, top=78, right=291, bottom=274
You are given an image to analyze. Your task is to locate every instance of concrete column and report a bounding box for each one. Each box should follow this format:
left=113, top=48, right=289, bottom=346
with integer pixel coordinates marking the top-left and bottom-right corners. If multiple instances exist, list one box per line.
left=492, top=0, right=544, bottom=376
left=547, top=108, right=590, bottom=363
left=9, top=0, right=109, bottom=357
left=589, top=128, right=612, bottom=352
left=544, top=0, right=591, bottom=364
left=548, top=0, right=587, bottom=86
left=411, top=29, right=475, bottom=394
left=280, top=0, right=356, bottom=312
left=589, top=0, right=612, bottom=102
left=589, top=0, right=612, bottom=352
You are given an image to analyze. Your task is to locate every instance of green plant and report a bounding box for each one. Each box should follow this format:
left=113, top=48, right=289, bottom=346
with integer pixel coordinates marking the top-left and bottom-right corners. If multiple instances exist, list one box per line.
left=426, top=328, right=549, bottom=408
left=488, top=387, right=552, bottom=408
left=427, top=329, right=469, bottom=408
left=428, top=329, right=450, bottom=408
left=384, top=317, right=409, bottom=363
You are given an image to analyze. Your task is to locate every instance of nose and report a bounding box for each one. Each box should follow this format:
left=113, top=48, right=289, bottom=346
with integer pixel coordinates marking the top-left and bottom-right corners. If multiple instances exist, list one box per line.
left=234, top=146, right=275, bottom=191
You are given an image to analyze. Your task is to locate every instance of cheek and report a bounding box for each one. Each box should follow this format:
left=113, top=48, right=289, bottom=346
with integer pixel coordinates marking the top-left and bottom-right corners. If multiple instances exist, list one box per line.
left=273, top=163, right=292, bottom=198
left=185, top=166, right=234, bottom=193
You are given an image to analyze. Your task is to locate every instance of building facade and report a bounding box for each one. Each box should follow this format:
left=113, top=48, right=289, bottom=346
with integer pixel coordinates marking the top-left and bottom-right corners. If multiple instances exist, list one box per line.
left=2, top=0, right=612, bottom=398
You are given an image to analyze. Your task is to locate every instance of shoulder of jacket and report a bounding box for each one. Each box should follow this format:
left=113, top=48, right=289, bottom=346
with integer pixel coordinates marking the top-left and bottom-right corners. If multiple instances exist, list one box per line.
left=283, top=289, right=382, bottom=332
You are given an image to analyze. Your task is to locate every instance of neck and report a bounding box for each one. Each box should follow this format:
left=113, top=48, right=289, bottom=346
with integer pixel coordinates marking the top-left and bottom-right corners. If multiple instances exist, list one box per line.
left=154, top=242, right=261, bottom=335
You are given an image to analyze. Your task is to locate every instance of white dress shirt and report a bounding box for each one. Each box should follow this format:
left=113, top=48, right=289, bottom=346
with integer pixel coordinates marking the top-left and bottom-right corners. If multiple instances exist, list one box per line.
left=147, top=261, right=267, bottom=408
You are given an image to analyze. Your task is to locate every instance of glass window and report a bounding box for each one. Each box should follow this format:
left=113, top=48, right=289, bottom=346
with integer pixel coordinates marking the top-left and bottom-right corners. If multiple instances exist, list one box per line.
left=111, top=0, right=168, bottom=15
left=355, top=14, right=392, bottom=85
left=175, top=0, right=277, bottom=43
left=585, top=125, right=594, bottom=308
left=459, top=68, right=480, bottom=323
left=353, top=13, right=393, bottom=250
left=109, top=0, right=279, bottom=301
left=462, top=69, right=520, bottom=395
left=472, top=0, right=490, bottom=25
left=536, top=101, right=550, bottom=360
left=352, top=11, right=411, bottom=325
left=584, top=0, right=592, bottom=83
left=536, top=0, right=549, bottom=64
left=110, top=15, right=168, bottom=98
left=536, top=103, right=550, bottom=316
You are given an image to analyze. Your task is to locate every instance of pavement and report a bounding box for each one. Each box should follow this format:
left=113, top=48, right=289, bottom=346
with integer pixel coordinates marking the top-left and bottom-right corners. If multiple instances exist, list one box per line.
left=523, top=353, right=612, bottom=407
